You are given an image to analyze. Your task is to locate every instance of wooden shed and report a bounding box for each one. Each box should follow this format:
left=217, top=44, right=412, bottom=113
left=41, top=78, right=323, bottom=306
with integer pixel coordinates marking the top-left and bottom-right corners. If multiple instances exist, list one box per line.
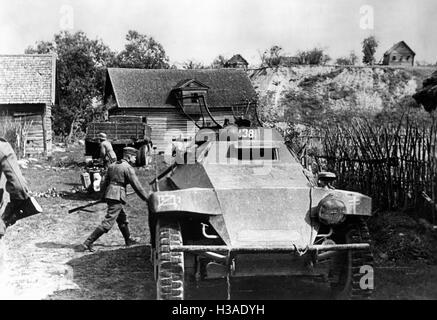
left=0, top=54, right=56, bottom=155
left=104, top=68, right=257, bottom=152
left=382, top=41, right=415, bottom=66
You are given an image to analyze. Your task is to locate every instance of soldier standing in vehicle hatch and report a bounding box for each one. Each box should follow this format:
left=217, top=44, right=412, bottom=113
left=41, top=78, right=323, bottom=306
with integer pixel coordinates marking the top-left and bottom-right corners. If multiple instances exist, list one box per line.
left=0, top=138, right=42, bottom=239
left=98, top=132, right=117, bottom=169
left=79, top=147, right=149, bottom=252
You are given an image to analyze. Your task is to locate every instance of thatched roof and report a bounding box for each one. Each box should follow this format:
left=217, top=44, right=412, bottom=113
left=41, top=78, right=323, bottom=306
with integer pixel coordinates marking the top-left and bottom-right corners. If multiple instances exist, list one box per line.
left=105, top=68, right=256, bottom=108
left=384, top=41, right=416, bottom=56
left=0, top=54, right=57, bottom=105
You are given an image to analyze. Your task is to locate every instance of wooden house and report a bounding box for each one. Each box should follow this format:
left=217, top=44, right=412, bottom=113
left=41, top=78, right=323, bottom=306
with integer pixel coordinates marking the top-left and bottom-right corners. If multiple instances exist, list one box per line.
left=104, top=68, right=257, bottom=152
left=225, top=54, right=249, bottom=69
left=0, top=54, right=57, bottom=155
left=382, top=41, right=415, bottom=66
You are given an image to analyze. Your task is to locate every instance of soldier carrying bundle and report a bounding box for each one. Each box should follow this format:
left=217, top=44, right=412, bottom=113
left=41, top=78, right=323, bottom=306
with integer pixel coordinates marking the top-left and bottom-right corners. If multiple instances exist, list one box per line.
left=0, top=138, right=42, bottom=239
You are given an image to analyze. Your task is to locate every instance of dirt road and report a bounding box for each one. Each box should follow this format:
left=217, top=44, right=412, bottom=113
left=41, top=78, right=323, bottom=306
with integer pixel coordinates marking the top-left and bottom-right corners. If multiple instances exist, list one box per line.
left=0, top=150, right=436, bottom=300
left=0, top=162, right=155, bottom=300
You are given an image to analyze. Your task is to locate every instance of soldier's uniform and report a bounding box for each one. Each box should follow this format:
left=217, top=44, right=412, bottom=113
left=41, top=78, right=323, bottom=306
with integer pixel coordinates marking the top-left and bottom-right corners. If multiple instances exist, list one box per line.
left=98, top=133, right=117, bottom=169
left=0, top=139, right=42, bottom=238
left=80, top=147, right=148, bottom=252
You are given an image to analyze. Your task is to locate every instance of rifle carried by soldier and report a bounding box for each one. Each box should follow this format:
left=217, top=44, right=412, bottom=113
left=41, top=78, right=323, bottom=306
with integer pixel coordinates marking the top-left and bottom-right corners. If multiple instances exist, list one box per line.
left=68, top=191, right=135, bottom=214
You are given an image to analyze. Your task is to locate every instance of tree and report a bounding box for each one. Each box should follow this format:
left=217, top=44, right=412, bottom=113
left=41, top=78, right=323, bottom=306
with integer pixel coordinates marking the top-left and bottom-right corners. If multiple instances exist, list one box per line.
left=349, top=51, right=358, bottom=65
left=26, top=31, right=116, bottom=141
left=25, top=41, right=55, bottom=54
left=260, top=45, right=282, bottom=67
left=336, top=51, right=358, bottom=66
left=321, top=53, right=332, bottom=65
left=362, top=36, right=379, bottom=65
left=296, top=47, right=331, bottom=65
left=211, top=55, right=227, bottom=68
left=336, top=57, right=351, bottom=65
left=116, top=30, right=169, bottom=69
left=182, top=59, right=206, bottom=69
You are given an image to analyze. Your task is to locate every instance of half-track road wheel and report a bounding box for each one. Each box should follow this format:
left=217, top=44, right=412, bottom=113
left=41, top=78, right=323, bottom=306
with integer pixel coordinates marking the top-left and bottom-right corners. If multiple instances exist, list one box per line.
left=330, top=218, right=374, bottom=300
left=155, top=219, right=184, bottom=300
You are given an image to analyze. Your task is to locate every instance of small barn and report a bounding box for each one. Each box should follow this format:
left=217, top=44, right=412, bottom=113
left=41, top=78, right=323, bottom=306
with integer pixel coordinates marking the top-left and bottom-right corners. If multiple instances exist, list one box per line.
left=225, top=54, right=249, bottom=69
left=382, top=41, right=415, bottom=66
left=0, top=54, right=56, bottom=155
left=104, top=68, right=257, bottom=152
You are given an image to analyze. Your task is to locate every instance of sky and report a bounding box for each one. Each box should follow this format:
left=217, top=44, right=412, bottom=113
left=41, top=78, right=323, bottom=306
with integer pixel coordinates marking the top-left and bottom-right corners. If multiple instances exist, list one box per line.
left=0, top=0, right=436, bottom=66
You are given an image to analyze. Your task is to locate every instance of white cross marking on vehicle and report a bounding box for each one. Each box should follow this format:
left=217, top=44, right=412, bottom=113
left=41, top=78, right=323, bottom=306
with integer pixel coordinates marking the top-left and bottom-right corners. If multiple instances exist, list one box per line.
left=157, top=194, right=181, bottom=210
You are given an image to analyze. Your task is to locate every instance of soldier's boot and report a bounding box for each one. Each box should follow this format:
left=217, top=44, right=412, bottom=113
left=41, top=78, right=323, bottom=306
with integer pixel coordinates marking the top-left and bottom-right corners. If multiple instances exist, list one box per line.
left=79, top=227, right=105, bottom=252
left=118, top=223, right=139, bottom=246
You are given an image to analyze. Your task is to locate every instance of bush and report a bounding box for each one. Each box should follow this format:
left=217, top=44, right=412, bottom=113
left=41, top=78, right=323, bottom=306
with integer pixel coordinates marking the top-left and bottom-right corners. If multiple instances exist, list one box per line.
left=296, top=47, right=331, bottom=65
left=335, top=51, right=358, bottom=66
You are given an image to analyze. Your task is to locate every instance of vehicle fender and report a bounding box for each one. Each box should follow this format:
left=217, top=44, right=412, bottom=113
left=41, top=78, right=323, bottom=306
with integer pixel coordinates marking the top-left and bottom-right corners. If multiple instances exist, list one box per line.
left=149, top=188, right=222, bottom=216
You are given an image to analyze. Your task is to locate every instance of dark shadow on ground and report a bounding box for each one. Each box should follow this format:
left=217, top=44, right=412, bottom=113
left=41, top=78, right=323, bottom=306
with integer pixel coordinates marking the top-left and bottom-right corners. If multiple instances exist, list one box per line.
left=45, top=245, right=156, bottom=300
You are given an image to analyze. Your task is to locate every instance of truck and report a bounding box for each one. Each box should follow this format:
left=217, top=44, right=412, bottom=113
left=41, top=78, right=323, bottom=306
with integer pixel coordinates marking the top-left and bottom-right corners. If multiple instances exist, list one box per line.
left=85, top=115, right=152, bottom=162
left=82, top=115, right=153, bottom=192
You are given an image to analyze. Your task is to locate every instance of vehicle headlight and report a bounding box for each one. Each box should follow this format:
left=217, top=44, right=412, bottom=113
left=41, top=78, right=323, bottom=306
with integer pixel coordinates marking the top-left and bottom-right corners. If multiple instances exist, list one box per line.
left=318, top=195, right=346, bottom=225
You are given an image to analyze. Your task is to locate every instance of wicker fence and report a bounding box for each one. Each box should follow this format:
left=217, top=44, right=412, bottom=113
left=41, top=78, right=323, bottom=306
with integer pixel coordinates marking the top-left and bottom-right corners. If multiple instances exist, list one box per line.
left=298, top=116, right=437, bottom=220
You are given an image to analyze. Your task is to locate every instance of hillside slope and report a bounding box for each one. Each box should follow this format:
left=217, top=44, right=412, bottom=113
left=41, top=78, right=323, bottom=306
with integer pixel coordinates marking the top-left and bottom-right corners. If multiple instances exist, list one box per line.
left=249, top=66, right=435, bottom=128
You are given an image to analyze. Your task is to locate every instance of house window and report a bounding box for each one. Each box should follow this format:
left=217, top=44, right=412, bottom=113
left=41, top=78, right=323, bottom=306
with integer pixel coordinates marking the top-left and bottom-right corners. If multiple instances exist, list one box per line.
left=407, top=56, right=410, bottom=61
left=392, top=56, right=396, bottom=61
left=191, top=93, right=199, bottom=103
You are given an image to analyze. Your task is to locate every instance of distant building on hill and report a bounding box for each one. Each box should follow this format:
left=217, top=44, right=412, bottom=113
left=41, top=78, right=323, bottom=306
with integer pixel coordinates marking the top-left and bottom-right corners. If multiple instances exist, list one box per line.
left=382, top=41, right=415, bottom=66
left=225, top=54, right=249, bottom=69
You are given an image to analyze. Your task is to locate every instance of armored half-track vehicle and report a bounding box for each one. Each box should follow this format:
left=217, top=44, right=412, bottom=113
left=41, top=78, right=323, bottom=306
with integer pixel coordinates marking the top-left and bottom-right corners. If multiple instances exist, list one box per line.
left=148, top=100, right=374, bottom=300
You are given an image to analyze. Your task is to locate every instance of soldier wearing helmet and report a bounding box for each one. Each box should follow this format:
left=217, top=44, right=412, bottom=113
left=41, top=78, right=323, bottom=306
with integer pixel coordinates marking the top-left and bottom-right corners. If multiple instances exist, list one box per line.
left=79, top=147, right=149, bottom=252
left=0, top=138, right=42, bottom=239
left=98, top=132, right=117, bottom=169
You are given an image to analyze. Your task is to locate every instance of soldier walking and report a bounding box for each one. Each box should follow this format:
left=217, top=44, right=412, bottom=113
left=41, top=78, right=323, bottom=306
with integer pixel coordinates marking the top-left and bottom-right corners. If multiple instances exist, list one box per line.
left=79, top=147, right=149, bottom=252
left=0, top=138, right=42, bottom=239
left=98, top=132, right=117, bottom=169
